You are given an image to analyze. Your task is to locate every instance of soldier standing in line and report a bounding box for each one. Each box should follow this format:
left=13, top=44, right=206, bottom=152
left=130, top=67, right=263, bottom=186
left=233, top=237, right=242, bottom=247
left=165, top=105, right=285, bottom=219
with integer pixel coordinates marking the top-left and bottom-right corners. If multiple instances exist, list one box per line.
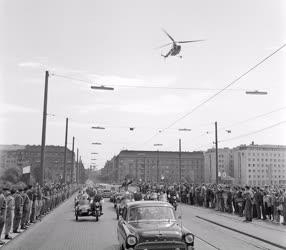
left=36, top=185, right=42, bottom=219
left=20, top=187, right=30, bottom=230
left=30, top=186, right=37, bottom=223
left=26, top=186, right=33, bottom=226
left=0, top=187, right=7, bottom=245
left=4, top=188, right=14, bottom=240
left=13, top=187, right=23, bottom=233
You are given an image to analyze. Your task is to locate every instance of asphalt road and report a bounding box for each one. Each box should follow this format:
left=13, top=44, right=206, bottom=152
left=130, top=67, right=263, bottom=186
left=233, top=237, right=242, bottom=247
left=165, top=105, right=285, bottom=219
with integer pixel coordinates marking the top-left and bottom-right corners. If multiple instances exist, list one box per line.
left=2, top=197, right=285, bottom=250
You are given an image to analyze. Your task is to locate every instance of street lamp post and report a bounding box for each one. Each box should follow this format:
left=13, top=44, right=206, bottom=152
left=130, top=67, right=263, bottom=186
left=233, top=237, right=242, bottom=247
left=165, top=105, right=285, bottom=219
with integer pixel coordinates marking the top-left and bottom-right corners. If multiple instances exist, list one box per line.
left=39, top=70, right=49, bottom=186
left=71, top=136, right=75, bottom=183
left=63, top=117, right=69, bottom=184
left=215, top=122, right=218, bottom=185
left=179, top=139, right=182, bottom=183
left=154, top=144, right=163, bottom=183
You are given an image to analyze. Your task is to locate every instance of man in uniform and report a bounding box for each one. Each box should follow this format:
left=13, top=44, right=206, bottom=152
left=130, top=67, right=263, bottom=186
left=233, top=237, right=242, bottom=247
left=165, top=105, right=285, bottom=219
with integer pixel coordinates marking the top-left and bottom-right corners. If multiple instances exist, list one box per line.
left=13, top=187, right=23, bottom=233
left=0, top=187, right=7, bottom=245
left=4, top=187, right=14, bottom=240
left=26, top=186, right=33, bottom=225
left=30, top=186, right=37, bottom=223
left=21, top=187, right=30, bottom=229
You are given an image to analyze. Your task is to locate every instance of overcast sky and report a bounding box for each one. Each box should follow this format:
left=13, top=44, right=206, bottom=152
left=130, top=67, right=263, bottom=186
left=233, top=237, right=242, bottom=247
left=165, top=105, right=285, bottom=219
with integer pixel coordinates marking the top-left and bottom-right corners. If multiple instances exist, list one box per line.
left=1, top=0, right=286, bottom=169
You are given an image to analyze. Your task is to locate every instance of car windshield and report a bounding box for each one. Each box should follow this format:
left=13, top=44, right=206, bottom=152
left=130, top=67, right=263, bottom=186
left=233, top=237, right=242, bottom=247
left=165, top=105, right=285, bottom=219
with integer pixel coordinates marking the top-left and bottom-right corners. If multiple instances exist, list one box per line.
left=79, top=198, right=90, bottom=205
left=128, top=206, right=175, bottom=222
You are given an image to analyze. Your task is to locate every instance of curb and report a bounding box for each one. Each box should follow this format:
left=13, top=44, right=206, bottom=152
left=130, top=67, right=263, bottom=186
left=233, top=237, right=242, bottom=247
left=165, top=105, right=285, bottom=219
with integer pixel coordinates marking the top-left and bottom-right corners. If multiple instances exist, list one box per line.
left=196, top=215, right=286, bottom=250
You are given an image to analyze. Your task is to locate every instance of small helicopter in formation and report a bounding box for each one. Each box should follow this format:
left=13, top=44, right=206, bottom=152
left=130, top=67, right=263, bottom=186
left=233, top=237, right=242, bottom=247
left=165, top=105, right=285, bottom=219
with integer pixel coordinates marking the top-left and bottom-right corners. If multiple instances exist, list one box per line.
left=158, top=29, right=204, bottom=58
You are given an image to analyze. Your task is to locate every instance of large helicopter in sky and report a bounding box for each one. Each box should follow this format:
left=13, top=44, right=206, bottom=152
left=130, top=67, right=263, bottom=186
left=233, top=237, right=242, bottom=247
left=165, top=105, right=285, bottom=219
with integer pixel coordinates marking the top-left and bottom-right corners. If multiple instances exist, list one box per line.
left=158, top=29, right=204, bottom=58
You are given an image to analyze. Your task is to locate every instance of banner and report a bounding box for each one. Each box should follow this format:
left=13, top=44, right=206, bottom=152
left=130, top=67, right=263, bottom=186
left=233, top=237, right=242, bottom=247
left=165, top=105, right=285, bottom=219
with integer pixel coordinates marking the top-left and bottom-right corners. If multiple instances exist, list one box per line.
left=23, top=166, right=31, bottom=174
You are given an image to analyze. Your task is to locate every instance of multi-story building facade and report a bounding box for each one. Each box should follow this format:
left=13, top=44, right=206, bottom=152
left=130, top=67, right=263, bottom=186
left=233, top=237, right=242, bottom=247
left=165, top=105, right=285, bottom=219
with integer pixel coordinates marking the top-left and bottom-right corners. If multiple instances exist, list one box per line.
left=103, top=150, right=205, bottom=184
left=204, top=147, right=234, bottom=183
left=0, top=144, right=77, bottom=184
left=233, top=143, right=286, bottom=186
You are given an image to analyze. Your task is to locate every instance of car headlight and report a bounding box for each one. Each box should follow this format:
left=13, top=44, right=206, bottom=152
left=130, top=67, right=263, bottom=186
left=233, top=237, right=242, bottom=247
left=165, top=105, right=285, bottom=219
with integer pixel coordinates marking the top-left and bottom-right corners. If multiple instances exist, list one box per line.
left=127, top=235, right=137, bottom=246
left=184, top=233, right=194, bottom=244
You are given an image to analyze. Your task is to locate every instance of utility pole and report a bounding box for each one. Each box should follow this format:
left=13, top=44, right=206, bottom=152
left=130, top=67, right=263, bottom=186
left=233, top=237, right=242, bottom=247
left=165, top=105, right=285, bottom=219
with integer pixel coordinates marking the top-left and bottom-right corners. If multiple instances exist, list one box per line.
left=156, top=150, right=159, bottom=183
left=39, top=70, right=49, bottom=186
left=79, top=156, right=82, bottom=184
left=215, top=121, right=218, bottom=185
left=71, top=136, right=75, bottom=183
left=179, top=139, right=182, bottom=183
left=76, top=148, right=79, bottom=184
left=63, top=118, right=68, bottom=183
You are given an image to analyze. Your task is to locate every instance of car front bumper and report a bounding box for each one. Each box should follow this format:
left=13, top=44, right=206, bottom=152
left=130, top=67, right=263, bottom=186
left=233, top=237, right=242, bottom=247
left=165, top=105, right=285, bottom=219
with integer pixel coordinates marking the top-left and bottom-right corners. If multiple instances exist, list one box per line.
left=132, top=241, right=193, bottom=250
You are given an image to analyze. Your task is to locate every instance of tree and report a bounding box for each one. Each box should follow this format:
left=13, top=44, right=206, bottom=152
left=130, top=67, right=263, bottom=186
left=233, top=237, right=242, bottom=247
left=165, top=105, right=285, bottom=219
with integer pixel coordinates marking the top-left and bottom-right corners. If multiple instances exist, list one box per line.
left=1, top=167, right=21, bottom=184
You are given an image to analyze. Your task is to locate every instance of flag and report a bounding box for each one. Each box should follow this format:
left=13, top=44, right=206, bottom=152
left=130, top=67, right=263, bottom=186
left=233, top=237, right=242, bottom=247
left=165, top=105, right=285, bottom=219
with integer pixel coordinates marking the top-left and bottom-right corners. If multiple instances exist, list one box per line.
left=23, top=166, right=31, bottom=174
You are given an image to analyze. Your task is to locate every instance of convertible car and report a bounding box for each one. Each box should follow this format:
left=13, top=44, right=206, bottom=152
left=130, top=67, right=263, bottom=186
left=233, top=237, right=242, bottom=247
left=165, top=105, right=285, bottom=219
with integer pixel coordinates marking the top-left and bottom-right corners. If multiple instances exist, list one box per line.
left=75, top=196, right=101, bottom=221
left=117, top=201, right=195, bottom=250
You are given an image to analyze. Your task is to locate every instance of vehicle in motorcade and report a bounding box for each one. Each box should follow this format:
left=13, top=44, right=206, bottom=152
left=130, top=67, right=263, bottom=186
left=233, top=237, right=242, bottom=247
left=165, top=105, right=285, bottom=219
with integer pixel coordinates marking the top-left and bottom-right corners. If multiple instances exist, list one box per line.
left=102, top=189, right=112, bottom=198
left=75, top=196, right=101, bottom=222
left=110, top=191, right=118, bottom=202
left=117, top=201, right=195, bottom=250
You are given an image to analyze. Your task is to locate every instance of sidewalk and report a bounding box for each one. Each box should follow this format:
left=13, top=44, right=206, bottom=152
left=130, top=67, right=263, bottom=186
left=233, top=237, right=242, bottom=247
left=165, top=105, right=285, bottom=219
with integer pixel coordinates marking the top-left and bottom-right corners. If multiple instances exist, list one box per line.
left=181, top=204, right=286, bottom=248
left=0, top=194, right=76, bottom=248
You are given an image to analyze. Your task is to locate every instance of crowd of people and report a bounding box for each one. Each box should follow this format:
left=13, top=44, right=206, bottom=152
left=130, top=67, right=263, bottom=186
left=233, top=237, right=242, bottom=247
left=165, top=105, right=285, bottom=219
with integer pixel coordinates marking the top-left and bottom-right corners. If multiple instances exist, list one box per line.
left=135, top=181, right=286, bottom=225
left=0, top=183, right=79, bottom=245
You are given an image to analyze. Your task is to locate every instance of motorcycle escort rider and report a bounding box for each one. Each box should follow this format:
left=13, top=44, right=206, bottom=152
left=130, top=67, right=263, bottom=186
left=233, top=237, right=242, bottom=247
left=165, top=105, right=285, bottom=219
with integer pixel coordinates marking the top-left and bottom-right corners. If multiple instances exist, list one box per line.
left=91, top=190, right=103, bottom=215
left=167, top=186, right=179, bottom=210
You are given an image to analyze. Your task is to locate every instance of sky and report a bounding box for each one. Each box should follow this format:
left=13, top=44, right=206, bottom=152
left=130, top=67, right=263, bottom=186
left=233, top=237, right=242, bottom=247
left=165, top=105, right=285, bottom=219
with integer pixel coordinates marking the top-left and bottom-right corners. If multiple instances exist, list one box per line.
left=1, top=0, right=286, bottom=169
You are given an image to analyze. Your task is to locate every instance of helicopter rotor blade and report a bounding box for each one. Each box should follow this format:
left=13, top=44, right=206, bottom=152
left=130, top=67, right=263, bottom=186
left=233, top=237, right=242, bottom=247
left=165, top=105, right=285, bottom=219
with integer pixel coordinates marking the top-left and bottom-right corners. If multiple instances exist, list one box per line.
left=162, top=28, right=175, bottom=42
left=177, top=39, right=205, bottom=44
left=155, top=42, right=173, bottom=49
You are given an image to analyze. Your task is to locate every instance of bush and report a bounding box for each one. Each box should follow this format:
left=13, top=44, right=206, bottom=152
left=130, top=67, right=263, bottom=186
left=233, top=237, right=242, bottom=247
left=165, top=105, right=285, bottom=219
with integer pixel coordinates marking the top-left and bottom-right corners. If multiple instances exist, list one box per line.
left=0, top=167, right=22, bottom=184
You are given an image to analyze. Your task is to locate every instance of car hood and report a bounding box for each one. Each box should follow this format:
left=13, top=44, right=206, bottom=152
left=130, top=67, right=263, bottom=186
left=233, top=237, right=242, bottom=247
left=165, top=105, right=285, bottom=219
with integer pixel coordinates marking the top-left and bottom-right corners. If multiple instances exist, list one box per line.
left=128, top=221, right=183, bottom=242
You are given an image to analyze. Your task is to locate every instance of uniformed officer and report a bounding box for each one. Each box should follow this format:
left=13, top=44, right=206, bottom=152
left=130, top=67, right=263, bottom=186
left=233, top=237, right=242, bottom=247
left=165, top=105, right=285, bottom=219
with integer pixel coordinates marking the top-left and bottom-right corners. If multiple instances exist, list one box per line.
left=26, top=186, right=33, bottom=225
left=4, top=188, right=14, bottom=239
left=0, top=187, right=7, bottom=245
left=13, top=187, right=23, bottom=233
left=21, top=187, right=30, bottom=229
left=30, top=186, right=37, bottom=223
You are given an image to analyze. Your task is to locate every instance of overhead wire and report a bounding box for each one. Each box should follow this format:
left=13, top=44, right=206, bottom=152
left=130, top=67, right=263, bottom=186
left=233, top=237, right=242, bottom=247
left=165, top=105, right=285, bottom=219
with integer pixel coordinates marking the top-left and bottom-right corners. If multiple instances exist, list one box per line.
left=193, top=120, right=286, bottom=150
left=51, top=72, right=250, bottom=92
left=219, top=120, right=286, bottom=143
left=139, top=43, right=286, bottom=146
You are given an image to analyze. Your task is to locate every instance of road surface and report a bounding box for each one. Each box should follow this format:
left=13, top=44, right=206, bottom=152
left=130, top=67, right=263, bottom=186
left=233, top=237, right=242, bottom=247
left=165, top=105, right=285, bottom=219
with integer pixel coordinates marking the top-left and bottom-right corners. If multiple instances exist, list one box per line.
left=2, top=197, right=285, bottom=250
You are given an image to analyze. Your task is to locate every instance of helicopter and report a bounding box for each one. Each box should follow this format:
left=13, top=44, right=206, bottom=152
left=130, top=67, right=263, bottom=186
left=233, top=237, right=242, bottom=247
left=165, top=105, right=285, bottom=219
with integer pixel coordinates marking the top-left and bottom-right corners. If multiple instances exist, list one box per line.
left=158, top=29, right=204, bottom=58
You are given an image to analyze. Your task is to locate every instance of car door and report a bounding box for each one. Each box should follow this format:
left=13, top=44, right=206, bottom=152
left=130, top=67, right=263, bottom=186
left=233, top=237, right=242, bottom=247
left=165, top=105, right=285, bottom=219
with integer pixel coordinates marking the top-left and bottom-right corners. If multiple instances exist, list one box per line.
left=117, top=207, right=128, bottom=245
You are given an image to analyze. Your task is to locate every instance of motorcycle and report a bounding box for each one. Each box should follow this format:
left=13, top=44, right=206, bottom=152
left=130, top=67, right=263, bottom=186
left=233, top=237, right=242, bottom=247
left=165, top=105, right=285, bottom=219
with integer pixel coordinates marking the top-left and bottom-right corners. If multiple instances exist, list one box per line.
left=93, top=201, right=101, bottom=221
left=168, top=195, right=177, bottom=211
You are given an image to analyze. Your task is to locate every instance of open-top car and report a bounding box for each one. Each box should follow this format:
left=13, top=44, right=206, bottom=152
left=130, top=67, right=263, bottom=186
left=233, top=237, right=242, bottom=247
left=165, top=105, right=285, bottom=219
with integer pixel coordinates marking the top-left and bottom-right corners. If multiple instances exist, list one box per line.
left=117, top=201, right=195, bottom=250
left=75, top=196, right=101, bottom=222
